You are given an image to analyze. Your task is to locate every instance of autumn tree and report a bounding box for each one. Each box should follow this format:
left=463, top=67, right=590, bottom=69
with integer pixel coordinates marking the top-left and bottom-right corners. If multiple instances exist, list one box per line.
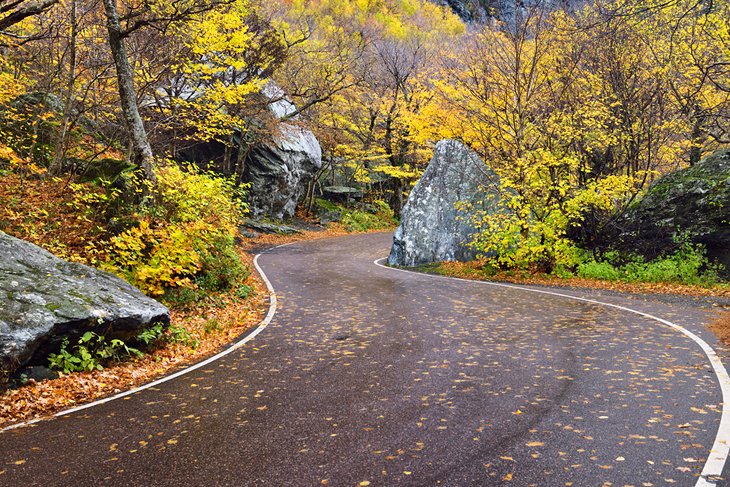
left=0, top=0, right=59, bottom=34
left=267, top=0, right=463, bottom=216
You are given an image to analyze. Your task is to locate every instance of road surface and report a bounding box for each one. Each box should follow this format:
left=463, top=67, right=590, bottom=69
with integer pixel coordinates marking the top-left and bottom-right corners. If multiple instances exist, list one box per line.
left=1, top=232, right=729, bottom=486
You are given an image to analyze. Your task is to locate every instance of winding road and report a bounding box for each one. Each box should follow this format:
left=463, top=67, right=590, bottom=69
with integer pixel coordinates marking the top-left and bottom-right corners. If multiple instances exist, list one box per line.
left=1, top=232, right=729, bottom=486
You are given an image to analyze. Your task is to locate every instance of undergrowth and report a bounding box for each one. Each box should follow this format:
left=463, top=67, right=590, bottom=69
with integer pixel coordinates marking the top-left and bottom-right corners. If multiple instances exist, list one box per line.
left=100, top=164, right=249, bottom=299
left=576, top=242, right=723, bottom=287
left=414, top=241, right=726, bottom=289
left=0, top=162, right=254, bottom=306
left=47, top=322, right=198, bottom=374
left=315, top=198, right=397, bottom=232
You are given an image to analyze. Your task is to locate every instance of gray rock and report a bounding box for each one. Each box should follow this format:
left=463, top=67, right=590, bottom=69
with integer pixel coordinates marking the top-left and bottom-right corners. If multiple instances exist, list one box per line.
left=431, top=0, right=481, bottom=21
left=245, top=123, right=322, bottom=220
left=388, top=140, right=500, bottom=267
left=261, top=81, right=298, bottom=120
left=609, top=149, right=730, bottom=274
left=430, top=0, right=584, bottom=23
left=241, top=219, right=302, bottom=235
left=0, top=232, right=169, bottom=384
left=165, top=80, right=323, bottom=220
left=239, top=230, right=261, bottom=239
left=323, top=186, right=363, bottom=202
left=11, top=365, right=59, bottom=387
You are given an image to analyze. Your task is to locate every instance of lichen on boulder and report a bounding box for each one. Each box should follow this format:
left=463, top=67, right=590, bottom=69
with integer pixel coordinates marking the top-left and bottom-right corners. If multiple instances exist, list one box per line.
left=608, top=148, right=730, bottom=273
left=244, top=122, right=322, bottom=219
left=388, top=139, right=500, bottom=267
left=0, top=232, right=170, bottom=384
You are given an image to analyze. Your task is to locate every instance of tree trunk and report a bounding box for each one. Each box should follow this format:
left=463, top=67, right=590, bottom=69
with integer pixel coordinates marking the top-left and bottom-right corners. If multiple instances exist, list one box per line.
left=689, top=113, right=704, bottom=166
left=102, top=0, right=156, bottom=184
left=223, top=135, right=234, bottom=175
left=388, top=178, right=404, bottom=219
left=50, top=0, right=77, bottom=176
left=235, top=138, right=247, bottom=182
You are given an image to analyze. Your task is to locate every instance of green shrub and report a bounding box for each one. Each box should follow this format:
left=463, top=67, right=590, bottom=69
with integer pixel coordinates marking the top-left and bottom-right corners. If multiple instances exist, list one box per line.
left=167, top=324, right=199, bottom=349
left=576, top=241, right=722, bottom=286
left=234, top=284, right=254, bottom=300
left=48, top=331, right=142, bottom=374
left=204, top=318, right=222, bottom=335
left=136, top=322, right=166, bottom=346
left=577, top=260, right=622, bottom=281
left=47, top=322, right=198, bottom=375
left=341, top=199, right=397, bottom=232
left=195, top=234, right=249, bottom=293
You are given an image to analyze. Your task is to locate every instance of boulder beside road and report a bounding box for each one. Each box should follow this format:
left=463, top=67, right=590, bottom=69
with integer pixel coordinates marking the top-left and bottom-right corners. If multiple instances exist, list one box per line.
left=0, top=232, right=169, bottom=384
left=388, top=139, right=500, bottom=267
left=609, top=148, right=730, bottom=274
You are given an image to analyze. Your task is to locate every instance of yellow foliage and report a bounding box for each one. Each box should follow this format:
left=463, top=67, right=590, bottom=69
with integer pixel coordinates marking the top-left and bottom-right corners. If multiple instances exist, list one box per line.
left=104, top=164, right=247, bottom=296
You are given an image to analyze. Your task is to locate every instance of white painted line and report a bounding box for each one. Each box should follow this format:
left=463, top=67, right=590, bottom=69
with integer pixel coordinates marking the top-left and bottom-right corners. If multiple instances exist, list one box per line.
left=374, top=258, right=730, bottom=487
left=1, top=243, right=291, bottom=433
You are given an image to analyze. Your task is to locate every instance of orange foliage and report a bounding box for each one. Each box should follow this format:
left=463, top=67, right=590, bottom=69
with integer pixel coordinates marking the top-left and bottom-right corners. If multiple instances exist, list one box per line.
left=0, top=173, right=109, bottom=262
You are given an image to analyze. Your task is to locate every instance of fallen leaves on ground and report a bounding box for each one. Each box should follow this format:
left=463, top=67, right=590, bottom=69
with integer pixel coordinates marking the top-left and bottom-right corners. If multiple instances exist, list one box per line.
left=0, top=247, right=267, bottom=428
left=0, top=224, right=383, bottom=429
left=709, top=313, right=730, bottom=346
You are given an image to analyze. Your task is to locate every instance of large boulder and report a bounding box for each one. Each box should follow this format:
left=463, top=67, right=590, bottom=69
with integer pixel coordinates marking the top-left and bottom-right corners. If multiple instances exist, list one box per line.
left=244, top=122, right=322, bottom=219
left=173, top=81, right=323, bottom=220
left=388, top=139, right=500, bottom=267
left=608, top=148, right=730, bottom=272
left=0, top=232, right=169, bottom=383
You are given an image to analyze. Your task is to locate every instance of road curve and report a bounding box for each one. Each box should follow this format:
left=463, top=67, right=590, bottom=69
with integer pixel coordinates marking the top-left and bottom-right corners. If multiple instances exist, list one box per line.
left=1, top=232, right=729, bottom=486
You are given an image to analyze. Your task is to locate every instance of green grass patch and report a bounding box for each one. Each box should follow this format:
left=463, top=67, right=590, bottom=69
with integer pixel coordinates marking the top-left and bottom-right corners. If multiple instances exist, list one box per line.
left=315, top=198, right=398, bottom=232
left=576, top=243, right=724, bottom=287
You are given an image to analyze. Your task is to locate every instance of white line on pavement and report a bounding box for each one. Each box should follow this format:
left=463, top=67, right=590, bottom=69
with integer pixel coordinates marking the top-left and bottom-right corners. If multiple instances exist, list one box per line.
left=1, top=243, right=292, bottom=433
left=374, top=258, right=730, bottom=487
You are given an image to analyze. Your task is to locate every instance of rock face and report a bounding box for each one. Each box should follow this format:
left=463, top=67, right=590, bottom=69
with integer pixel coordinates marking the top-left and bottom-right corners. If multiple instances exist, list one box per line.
left=609, top=149, right=730, bottom=272
left=162, top=77, right=323, bottom=219
left=388, top=140, right=500, bottom=267
left=245, top=122, right=322, bottom=219
left=432, top=0, right=479, bottom=21
left=431, top=0, right=584, bottom=22
left=0, top=232, right=169, bottom=383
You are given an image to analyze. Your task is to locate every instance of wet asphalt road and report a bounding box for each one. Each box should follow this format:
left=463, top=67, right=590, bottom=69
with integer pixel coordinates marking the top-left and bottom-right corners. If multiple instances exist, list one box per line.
left=1, top=232, right=729, bottom=486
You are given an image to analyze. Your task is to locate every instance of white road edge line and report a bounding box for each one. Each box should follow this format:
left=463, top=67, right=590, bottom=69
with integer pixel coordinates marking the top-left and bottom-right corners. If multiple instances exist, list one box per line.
left=374, top=258, right=730, bottom=487
left=1, top=243, right=291, bottom=434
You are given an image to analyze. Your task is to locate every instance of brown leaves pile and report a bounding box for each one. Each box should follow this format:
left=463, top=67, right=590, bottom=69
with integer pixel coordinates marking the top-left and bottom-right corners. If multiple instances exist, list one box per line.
left=709, top=313, right=730, bottom=347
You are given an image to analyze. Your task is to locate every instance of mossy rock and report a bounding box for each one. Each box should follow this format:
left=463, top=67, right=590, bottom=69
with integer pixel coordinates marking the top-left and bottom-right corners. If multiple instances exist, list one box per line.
left=77, top=158, right=136, bottom=183
left=313, top=198, right=343, bottom=224
left=609, top=149, right=730, bottom=274
left=0, top=231, right=170, bottom=387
